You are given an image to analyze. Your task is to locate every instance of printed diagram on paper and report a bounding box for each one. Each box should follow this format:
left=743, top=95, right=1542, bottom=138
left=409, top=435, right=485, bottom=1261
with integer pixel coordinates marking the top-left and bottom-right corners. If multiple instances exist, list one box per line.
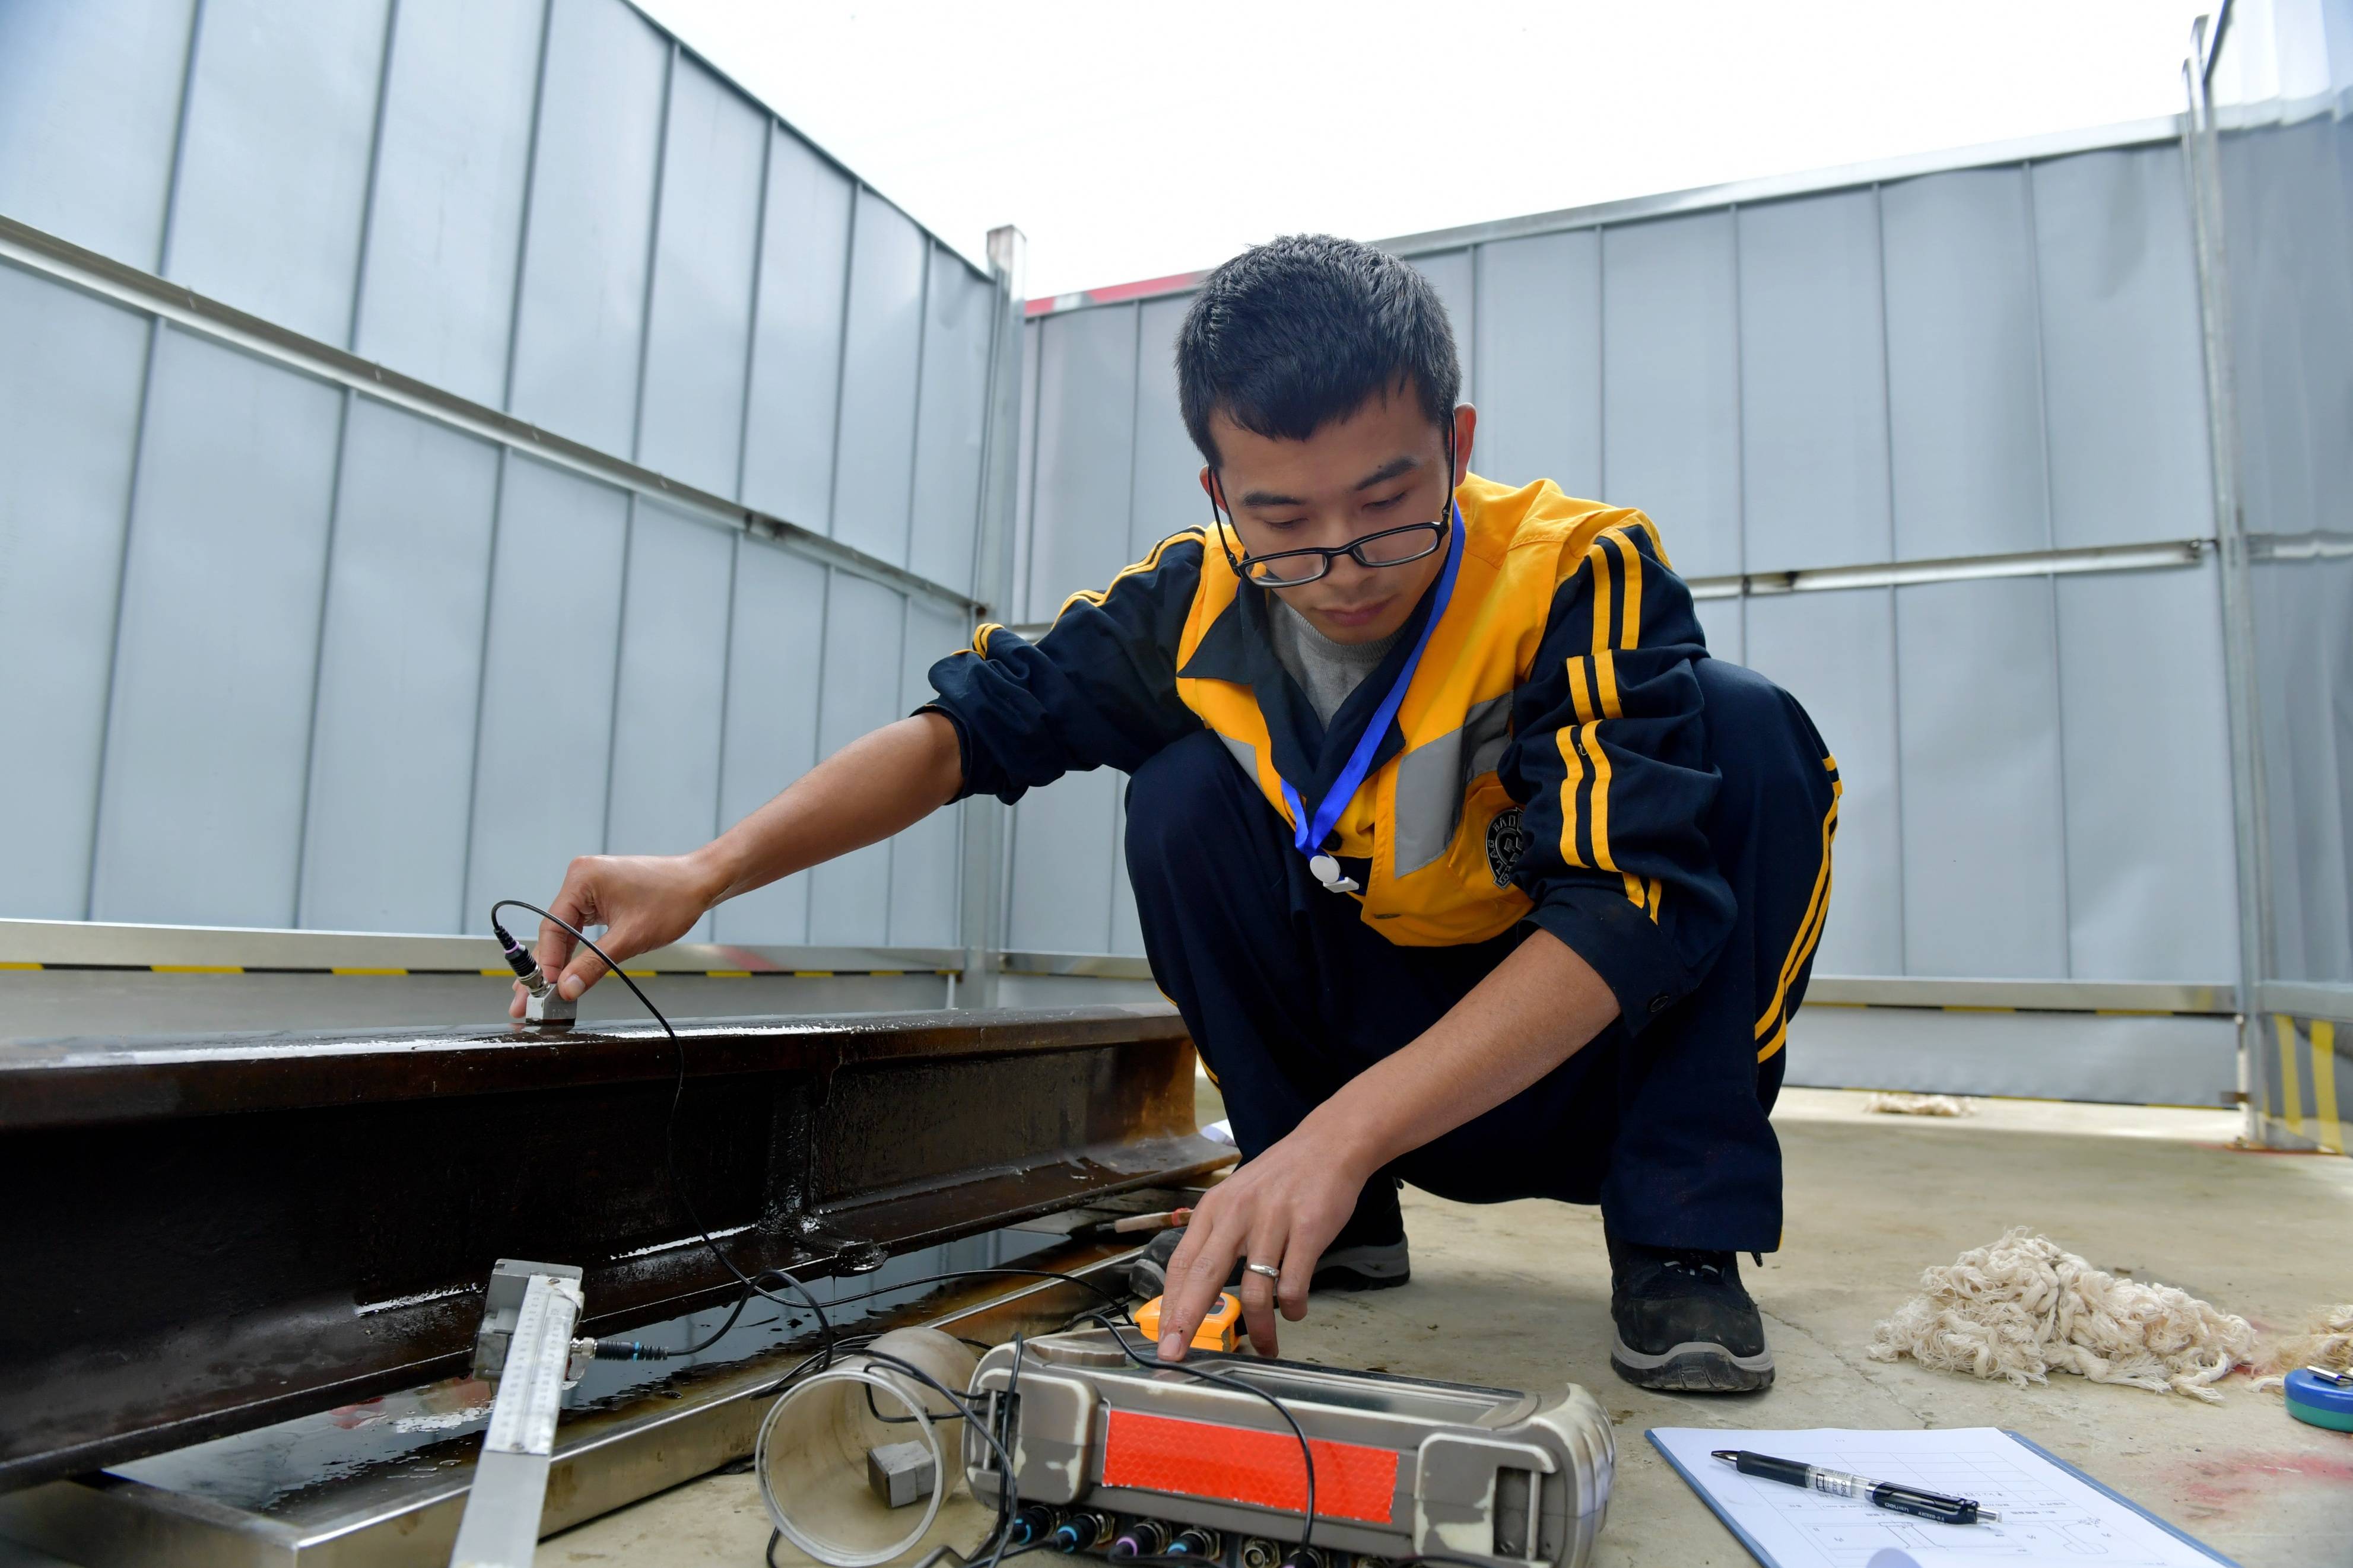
left=1649, top=1427, right=2228, bottom=1568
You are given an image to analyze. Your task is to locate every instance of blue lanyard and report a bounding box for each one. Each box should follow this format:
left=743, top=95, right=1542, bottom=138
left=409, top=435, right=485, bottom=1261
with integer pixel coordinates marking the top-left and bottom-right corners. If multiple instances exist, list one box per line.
left=1278, top=502, right=1466, bottom=892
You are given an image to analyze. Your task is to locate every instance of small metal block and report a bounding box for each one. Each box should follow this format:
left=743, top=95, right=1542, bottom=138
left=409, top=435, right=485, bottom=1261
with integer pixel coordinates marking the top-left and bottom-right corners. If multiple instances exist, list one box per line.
left=522, top=986, right=576, bottom=1028
left=867, top=1439, right=936, bottom=1508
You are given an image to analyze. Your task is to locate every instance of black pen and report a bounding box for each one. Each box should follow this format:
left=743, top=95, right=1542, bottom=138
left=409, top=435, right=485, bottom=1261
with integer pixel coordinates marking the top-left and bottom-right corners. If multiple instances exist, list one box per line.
left=1711, top=1450, right=2000, bottom=1525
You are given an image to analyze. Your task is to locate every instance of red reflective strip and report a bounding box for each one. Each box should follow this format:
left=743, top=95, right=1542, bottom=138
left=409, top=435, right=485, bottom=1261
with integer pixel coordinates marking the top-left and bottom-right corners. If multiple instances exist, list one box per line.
left=1100, top=1409, right=1398, bottom=1524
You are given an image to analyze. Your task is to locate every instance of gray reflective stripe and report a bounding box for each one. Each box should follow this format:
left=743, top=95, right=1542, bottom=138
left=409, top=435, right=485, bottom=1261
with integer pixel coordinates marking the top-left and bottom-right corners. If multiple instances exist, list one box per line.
left=1218, top=732, right=1259, bottom=784
left=1392, top=695, right=1513, bottom=877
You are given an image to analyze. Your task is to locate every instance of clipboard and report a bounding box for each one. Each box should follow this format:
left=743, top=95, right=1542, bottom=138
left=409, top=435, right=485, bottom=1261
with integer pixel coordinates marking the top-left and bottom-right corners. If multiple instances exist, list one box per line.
left=1647, top=1426, right=2238, bottom=1568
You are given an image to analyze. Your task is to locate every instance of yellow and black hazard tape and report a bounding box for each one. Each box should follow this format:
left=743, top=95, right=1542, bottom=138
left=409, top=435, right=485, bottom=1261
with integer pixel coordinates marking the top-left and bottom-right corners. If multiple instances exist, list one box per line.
left=1, top=962, right=950, bottom=978
left=1800, top=999, right=2219, bottom=1019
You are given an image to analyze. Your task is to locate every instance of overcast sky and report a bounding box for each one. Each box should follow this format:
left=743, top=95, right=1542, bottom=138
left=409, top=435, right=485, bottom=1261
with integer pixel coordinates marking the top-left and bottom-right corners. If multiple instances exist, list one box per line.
left=637, top=1, right=2218, bottom=299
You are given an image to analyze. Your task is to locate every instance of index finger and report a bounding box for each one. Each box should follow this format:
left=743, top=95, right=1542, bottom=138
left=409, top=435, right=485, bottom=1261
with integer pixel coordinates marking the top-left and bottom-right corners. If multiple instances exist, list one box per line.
left=534, top=863, right=598, bottom=990
left=1157, top=1213, right=1240, bottom=1363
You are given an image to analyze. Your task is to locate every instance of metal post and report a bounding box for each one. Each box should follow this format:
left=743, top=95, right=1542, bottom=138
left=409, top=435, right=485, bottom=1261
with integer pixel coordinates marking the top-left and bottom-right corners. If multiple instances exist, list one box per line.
left=2180, top=14, right=2273, bottom=1145
left=954, top=225, right=1028, bottom=1009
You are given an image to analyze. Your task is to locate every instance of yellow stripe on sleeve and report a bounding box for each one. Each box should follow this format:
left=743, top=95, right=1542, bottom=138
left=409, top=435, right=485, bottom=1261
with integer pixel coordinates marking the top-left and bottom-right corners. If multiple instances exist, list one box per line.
left=1584, top=721, right=1617, bottom=872
left=1553, top=722, right=1591, bottom=869
left=1586, top=534, right=1615, bottom=666
left=973, top=622, right=1002, bottom=656
left=1608, top=531, right=1643, bottom=651
left=1051, top=529, right=1200, bottom=627
left=1568, top=656, right=1596, bottom=724
left=1646, top=877, right=1663, bottom=920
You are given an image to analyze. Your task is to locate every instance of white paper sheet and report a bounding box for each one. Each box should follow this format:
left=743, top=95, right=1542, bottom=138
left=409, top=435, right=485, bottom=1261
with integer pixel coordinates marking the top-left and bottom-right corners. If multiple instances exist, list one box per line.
left=1647, top=1427, right=2234, bottom=1568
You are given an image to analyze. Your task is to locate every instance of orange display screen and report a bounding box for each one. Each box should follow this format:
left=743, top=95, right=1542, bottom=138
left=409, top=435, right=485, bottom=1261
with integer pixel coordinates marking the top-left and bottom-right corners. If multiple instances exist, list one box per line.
left=1100, top=1408, right=1399, bottom=1525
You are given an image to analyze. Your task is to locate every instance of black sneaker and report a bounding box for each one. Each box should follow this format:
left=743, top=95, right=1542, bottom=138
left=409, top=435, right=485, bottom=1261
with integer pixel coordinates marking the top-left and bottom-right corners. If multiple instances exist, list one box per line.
left=1606, top=1233, right=1774, bottom=1392
left=1126, top=1181, right=1411, bottom=1299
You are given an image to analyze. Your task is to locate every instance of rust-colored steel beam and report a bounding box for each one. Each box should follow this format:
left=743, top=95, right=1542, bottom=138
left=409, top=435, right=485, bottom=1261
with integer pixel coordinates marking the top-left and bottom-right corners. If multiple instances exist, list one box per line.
left=0, top=1006, right=1224, bottom=1491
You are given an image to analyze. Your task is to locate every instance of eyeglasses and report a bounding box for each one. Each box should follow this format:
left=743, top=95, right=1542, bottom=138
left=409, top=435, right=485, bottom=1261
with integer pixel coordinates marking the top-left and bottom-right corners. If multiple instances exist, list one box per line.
left=1231, top=519, right=1450, bottom=586
left=1208, top=423, right=1458, bottom=588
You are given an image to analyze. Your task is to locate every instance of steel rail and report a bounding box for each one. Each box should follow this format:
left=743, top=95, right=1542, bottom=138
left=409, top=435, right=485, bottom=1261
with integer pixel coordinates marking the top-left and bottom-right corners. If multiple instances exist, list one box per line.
left=0, top=1005, right=1226, bottom=1491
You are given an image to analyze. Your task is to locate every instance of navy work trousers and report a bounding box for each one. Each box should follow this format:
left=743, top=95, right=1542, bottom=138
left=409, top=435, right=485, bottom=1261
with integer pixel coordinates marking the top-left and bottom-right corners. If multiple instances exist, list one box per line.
left=1123, top=657, right=1834, bottom=1254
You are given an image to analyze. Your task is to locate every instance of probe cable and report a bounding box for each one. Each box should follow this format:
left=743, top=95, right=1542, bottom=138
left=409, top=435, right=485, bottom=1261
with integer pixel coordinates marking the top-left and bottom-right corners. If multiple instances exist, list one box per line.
left=490, top=901, right=1338, bottom=1568
left=488, top=900, right=1041, bottom=1568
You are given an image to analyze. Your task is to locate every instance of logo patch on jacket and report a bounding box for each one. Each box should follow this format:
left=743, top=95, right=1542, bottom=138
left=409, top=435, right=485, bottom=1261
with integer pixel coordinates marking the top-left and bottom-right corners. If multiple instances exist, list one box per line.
left=1485, top=807, right=1528, bottom=888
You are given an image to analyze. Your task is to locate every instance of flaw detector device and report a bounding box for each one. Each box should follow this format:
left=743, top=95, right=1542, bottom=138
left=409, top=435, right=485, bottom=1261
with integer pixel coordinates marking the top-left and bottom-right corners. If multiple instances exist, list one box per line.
left=962, top=1327, right=1614, bottom=1568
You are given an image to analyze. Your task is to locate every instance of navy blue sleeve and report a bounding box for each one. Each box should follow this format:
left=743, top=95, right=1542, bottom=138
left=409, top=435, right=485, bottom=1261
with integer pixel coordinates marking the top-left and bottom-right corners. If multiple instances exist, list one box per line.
left=1497, top=517, right=1735, bottom=1035
left=923, top=532, right=1206, bottom=804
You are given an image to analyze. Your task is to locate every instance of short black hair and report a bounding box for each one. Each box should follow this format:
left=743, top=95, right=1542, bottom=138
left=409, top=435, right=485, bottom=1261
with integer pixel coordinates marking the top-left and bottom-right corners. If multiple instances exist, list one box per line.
left=1176, top=234, right=1460, bottom=467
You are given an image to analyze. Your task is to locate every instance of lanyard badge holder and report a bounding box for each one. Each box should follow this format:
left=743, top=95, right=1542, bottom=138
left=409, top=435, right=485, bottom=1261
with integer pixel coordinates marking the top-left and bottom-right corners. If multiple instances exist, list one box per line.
left=1278, top=503, right=1466, bottom=895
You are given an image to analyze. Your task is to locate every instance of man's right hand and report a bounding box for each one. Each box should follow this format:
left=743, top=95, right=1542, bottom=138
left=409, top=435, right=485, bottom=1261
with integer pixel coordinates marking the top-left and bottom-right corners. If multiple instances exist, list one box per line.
left=507, top=851, right=729, bottom=1017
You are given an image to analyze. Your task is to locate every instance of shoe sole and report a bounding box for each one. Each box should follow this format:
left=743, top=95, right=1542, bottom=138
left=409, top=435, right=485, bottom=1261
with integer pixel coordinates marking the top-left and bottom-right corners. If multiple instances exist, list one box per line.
left=1609, top=1333, right=1775, bottom=1392
left=1309, top=1264, right=1410, bottom=1292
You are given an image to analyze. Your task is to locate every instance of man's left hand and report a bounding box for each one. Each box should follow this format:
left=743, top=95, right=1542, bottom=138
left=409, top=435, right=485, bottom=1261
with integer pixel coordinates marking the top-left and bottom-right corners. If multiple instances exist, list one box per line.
left=1155, top=1122, right=1373, bottom=1361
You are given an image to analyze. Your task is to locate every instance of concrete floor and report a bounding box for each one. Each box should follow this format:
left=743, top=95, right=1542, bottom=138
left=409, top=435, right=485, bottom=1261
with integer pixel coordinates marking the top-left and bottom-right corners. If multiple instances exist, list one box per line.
left=541, top=1086, right=2353, bottom=1568
left=5, top=1086, right=2345, bottom=1568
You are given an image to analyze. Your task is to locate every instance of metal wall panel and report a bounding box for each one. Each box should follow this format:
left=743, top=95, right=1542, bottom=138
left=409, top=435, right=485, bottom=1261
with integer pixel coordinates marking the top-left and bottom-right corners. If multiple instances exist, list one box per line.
left=909, top=255, right=993, bottom=594
left=1006, top=770, right=1119, bottom=955
left=807, top=572, right=906, bottom=942
left=890, top=599, right=967, bottom=946
left=2253, top=556, right=2353, bottom=984
left=1411, top=249, right=1475, bottom=398
left=2222, top=115, right=2353, bottom=989
left=0, top=0, right=195, bottom=268
left=299, top=402, right=499, bottom=934
left=1128, top=294, right=1202, bottom=562
left=710, top=537, right=827, bottom=944
left=1743, top=590, right=1904, bottom=977
left=1601, top=213, right=1742, bottom=577
left=1028, top=304, right=1140, bottom=616
left=1693, top=596, right=1744, bottom=665
left=1881, top=168, right=2051, bottom=559
left=2032, top=147, right=2214, bottom=549
left=2056, top=563, right=2238, bottom=981
left=89, top=331, right=342, bottom=927
left=464, top=457, right=629, bottom=927
left=350, top=0, right=544, bottom=407
left=1787, top=1006, right=2237, bottom=1108
left=1472, top=230, right=1601, bottom=495
left=504, top=0, right=667, bottom=454
left=2224, top=116, right=2353, bottom=546
left=0, top=271, right=148, bottom=920
left=165, top=0, right=390, bottom=345
left=1738, top=190, right=1892, bottom=571
left=634, top=61, right=764, bottom=497
left=605, top=503, right=735, bottom=942
left=1894, top=576, right=2069, bottom=977
left=830, top=192, right=928, bottom=564
left=739, top=126, right=853, bottom=530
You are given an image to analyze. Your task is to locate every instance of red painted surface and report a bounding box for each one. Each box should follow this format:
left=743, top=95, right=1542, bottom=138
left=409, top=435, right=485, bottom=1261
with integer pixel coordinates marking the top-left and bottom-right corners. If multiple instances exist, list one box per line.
left=1101, top=1408, right=1399, bottom=1524
left=2173, top=1448, right=2353, bottom=1518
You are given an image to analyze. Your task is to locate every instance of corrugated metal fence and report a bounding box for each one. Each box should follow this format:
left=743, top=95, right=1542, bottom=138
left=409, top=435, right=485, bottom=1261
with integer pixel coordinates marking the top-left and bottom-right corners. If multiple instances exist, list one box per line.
left=2194, top=5, right=2353, bottom=1148
left=1004, top=128, right=2239, bottom=992
left=0, top=0, right=1006, bottom=948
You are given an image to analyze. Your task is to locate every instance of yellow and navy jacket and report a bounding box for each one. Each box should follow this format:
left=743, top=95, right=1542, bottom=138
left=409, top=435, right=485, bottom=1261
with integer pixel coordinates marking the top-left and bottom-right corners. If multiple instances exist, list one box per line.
left=927, top=474, right=1733, bottom=1032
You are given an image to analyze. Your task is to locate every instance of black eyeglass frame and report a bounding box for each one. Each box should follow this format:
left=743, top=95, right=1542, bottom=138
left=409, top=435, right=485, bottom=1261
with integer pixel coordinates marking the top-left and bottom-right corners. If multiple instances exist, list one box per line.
left=1205, top=424, right=1459, bottom=589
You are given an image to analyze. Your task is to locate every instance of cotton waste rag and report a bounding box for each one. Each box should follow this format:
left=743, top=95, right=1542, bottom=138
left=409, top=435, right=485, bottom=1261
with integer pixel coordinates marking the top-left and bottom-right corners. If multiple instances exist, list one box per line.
left=2252, top=1303, right=2353, bottom=1391
left=1864, top=1092, right=1974, bottom=1117
left=1867, top=1229, right=2258, bottom=1402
